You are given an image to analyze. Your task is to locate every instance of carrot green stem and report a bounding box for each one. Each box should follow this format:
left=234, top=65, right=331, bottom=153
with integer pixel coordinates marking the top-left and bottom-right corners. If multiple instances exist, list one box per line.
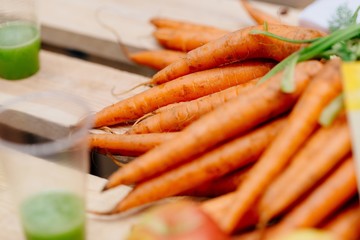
left=250, top=29, right=320, bottom=44
left=258, top=23, right=360, bottom=90
left=319, top=94, right=344, bottom=127
left=281, top=55, right=299, bottom=93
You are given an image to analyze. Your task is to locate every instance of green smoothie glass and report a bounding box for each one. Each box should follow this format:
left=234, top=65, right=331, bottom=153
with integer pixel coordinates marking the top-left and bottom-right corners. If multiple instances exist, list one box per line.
left=0, top=91, right=93, bottom=240
left=0, top=0, right=40, bottom=80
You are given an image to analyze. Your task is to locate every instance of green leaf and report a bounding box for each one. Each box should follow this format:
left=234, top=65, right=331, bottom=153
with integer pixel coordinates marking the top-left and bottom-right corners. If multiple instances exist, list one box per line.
left=328, top=4, right=353, bottom=33
left=319, top=94, right=344, bottom=127
left=281, top=55, right=299, bottom=93
left=350, top=6, right=360, bottom=24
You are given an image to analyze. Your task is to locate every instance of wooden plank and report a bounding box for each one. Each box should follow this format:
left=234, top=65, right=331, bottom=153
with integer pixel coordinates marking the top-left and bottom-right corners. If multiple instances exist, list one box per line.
left=38, top=0, right=300, bottom=65
left=0, top=50, right=150, bottom=239
left=0, top=50, right=149, bottom=111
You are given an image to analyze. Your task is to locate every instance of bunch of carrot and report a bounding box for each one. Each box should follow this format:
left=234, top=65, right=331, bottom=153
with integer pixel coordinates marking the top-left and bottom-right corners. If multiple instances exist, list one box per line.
left=128, top=0, right=283, bottom=71
left=89, top=6, right=360, bottom=240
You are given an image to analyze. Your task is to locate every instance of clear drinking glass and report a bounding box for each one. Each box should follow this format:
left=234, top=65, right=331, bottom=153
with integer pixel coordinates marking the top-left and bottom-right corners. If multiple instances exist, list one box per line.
left=0, top=0, right=41, bottom=80
left=0, top=91, right=92, bottom=240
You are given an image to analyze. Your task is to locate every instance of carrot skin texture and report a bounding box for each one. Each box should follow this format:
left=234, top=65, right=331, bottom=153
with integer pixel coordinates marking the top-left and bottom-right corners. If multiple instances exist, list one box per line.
left=110, top=117, right=285, bottom=213
left=259, top=115, right=351, bottom=220
left=323, top=204, right=360, bottom=240
left=201, top=192, right=259, bottom=232
left=94, top=61, right=274, bottom=128
left=90, top=132, right=179, bottom=155
left=153, top=27, right=228, bottom=52
left=128, top=78, right=259, bottom=134
left=276, top=158, right=357, bottom=230
left=232, top=159, right=358, bottom=240
left=129, top=50, right=186, bottom=70
left=103, top=60, right=323, bottom=189
left=152, top=24, right=325, bottom=84
left=241, top=0, right=282, bottom=25
left=150, top=17, right=228, bottom=33
left=221, top=58, right=341, bottom=233
left=181, top=167, right=250, bottom=198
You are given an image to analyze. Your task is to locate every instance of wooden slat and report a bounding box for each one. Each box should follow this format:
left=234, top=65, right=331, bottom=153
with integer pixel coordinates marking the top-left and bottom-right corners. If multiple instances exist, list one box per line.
left=38, top=0, right=300, bottom=65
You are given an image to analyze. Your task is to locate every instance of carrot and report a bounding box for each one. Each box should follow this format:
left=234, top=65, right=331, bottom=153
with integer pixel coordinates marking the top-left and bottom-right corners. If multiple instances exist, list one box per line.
left=152, top=24, right=325, bottom=84
left=150, top=17, right=228, bottom=34
left=102, top=60, right=322, bottom=190
left=235, top=158, right=357, bottom=240
left=323, top=203, right=360, bottom=240
left=129, top=49, right=186, bottom=70
left=127, top=78, right=259, bottom=134
left=153, top=27, right=228, bottom=52
left=221, top=58, right=341, bottom=233
left=90, top=132, right=179, bottom=156
left=201, top=192, right=259, bottom=232
left=240, top=0, right=282, bottom=25
left=106, top=117, right=285, bottom=213
left=94, top=60, right=274, bottom=128
left=275, top=158, right=357, bottom=231
left=259, top=114, right=351, bottom=220
left=181, top=167, right=250, bottom=198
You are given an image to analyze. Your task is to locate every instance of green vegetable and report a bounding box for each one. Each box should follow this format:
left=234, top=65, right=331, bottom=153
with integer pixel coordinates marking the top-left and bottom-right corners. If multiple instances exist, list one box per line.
left=319, top=94, right=344, bottom=127
left=281, top=55, right=299, bottom=93
left=329, top=3, right=356, bottom=33
left=251, top=5, right=360, bottom=126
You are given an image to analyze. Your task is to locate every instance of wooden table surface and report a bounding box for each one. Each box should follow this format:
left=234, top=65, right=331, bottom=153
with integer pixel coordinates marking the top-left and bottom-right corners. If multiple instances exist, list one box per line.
left=38, top=0, right=300, bottom=66
left=0, top=50, right=150, bottom=240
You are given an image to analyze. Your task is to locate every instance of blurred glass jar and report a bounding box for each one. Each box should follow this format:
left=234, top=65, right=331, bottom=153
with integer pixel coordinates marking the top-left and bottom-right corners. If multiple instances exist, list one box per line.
left=0, top=0, right=41, bottom=80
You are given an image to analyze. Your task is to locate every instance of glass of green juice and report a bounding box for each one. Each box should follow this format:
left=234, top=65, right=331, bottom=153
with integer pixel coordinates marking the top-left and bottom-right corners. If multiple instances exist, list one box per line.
left=0, top=91, right=93, bottom=240
left=0, top=0, right=41, bottom=80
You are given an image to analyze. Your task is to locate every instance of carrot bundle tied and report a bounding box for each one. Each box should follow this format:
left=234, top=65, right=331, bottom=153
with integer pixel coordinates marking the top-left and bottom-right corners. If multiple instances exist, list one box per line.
left=102, top=60, right=322, bottom=190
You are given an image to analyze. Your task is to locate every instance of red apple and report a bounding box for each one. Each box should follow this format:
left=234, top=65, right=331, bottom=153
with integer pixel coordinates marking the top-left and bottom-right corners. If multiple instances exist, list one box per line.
left=127, top=201, right=229, bottom=240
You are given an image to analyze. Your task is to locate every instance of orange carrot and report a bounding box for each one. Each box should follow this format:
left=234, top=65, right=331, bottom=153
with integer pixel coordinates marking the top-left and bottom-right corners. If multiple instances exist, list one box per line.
left=102, top=60, right=322, bottom=190
left=150, top=17, right=228, bottom=33
left=221, top=59, right=341, bottom=233
left=129, top=49, right=186, bottom=70
left=127, top=78, right=259, bottom=134
left=259, top=115, right=351, bottom=220
left=90, top=132, right=179, bottom=156
left=323, top=203, right=360, bottom=240
left=107, top=117, right=285, bottom=213
left=275, top=158, right=357, bottom=231
left=94, top=60, right=274, bottom=128
left=153, top=27, right=228, bottom=52
left=241, top=0, right=282, bottom=25
left=234, top=159, right=358, bottom=240
left=201, top=192, right=259, bottom=232
left=181, top=167, right=250, bottom=198
left=152, top=24, right=325, bottom=84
